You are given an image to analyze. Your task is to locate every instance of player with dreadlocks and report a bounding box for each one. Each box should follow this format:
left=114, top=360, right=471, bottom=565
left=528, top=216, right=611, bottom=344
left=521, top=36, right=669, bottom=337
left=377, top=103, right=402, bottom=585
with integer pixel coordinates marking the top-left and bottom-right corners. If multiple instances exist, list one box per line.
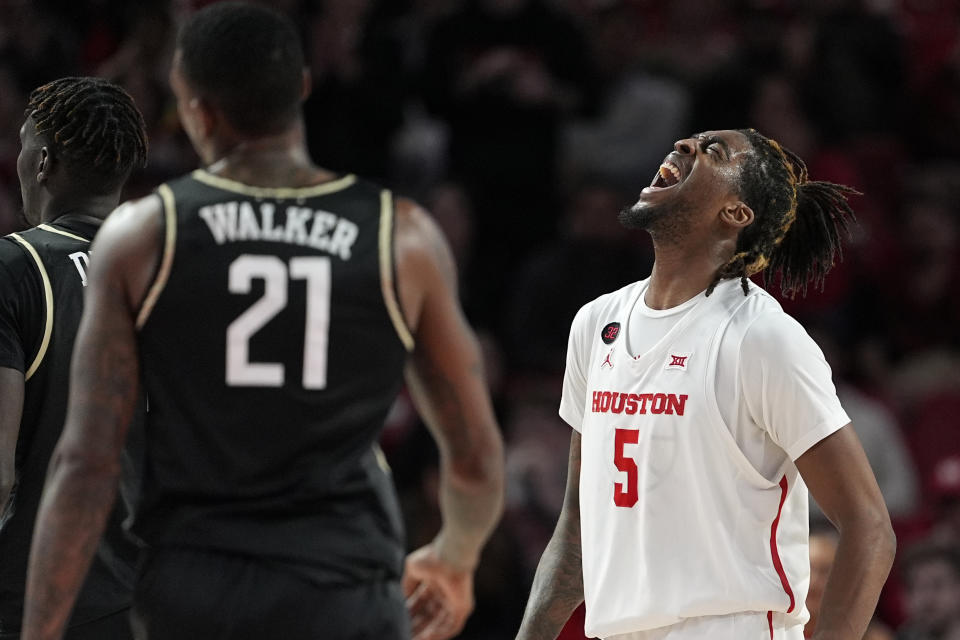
left=516, top=129, right=895, bottom=640
left=24, top=4, right=504, bottom=640
left=0, top=77, right=146, bottom=640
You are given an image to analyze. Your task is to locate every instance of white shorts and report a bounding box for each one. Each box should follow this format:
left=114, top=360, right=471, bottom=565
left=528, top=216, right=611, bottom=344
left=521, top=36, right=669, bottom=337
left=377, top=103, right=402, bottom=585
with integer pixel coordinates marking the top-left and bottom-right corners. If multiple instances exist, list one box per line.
left=605, top=611, right=805, bottom=640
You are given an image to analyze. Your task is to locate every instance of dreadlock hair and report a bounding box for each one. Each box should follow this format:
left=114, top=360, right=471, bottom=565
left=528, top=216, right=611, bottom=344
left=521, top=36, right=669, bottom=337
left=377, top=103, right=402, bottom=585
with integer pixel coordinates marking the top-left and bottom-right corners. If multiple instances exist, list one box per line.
left=706, top=128, right=857, bottom=298
left=177, top=2, right=305, bottom=136
left=27, top=77, right=148, bottom=194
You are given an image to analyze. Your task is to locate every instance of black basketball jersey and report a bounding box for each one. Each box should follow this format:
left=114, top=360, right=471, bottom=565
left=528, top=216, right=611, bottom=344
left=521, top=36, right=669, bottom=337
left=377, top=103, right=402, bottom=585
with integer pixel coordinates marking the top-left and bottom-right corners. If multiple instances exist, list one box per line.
left=134, top=170, right=412, bottom=584
left=0, top=216, right=141, bottom=636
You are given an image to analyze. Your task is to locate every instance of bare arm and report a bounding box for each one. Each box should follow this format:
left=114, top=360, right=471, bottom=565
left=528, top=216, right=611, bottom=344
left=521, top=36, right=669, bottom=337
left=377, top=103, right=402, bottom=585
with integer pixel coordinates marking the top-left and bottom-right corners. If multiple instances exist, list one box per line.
left=397, top=197, right=504, bottom=571
left=23, top=199, right=161, bottom=640
left=395, top=198, right=504, bottom=639
left=516, top=430, right=584, bottom=640
left=796, top=425, right=896, bottom=640
left=0, top=367, right=24, bottom=513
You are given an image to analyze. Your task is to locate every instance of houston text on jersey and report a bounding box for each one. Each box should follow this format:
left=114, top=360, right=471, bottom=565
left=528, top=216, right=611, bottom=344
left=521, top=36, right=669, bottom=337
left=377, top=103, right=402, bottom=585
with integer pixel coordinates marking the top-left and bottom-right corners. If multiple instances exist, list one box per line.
left=590, top=391, right=688, bottom=415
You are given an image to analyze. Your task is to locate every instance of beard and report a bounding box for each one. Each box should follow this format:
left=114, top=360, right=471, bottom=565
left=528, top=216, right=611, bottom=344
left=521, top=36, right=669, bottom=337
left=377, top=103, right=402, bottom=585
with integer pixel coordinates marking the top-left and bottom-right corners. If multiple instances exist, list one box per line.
left=618, top=201, right=658, bottom=230
left=618, top=197, right=694, bottom=244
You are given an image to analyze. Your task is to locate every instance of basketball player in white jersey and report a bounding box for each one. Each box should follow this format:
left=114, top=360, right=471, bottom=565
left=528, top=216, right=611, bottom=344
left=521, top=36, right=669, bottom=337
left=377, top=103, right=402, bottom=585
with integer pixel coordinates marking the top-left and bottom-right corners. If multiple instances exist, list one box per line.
left=515, top=129, right=895, bottom=640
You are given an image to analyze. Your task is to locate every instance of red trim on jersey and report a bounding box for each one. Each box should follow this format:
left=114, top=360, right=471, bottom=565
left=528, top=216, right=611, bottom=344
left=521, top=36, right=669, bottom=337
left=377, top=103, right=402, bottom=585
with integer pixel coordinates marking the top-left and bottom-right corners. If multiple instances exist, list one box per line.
left=767, top=610, right=774, bottom=639
left=769, top=475, right=796, bottom=613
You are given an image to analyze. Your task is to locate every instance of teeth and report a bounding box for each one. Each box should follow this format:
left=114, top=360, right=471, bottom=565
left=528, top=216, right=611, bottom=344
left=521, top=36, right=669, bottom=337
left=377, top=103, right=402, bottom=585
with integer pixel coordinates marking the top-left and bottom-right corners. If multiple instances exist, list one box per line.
left=660, top=162, right=681, bottom=181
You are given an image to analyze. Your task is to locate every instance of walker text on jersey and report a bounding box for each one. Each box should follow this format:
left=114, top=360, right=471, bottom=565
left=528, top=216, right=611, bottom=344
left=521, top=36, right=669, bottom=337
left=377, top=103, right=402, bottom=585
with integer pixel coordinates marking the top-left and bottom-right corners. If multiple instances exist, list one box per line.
left=199, top=201, right=359, bottom=260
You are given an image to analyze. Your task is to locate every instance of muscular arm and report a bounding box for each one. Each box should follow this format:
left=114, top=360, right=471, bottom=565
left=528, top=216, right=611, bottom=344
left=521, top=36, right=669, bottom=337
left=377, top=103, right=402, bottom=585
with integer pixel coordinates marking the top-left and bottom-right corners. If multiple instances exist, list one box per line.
left=0, top=367, right=24, bottom=513
left=516, top=430, right=583, bottom=640
left=396, top=197, right=504, bottom=571
left=23, top=199, right=161, bottom=640
left=394, top=198, right=503, bottom=640
left=796, top=425, right=896, bottom=640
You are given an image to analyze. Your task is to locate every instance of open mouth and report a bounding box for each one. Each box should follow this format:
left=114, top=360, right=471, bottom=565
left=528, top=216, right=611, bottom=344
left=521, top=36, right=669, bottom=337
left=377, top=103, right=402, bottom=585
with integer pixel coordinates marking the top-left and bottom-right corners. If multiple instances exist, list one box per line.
left=649, top=161, right=682, bottom=190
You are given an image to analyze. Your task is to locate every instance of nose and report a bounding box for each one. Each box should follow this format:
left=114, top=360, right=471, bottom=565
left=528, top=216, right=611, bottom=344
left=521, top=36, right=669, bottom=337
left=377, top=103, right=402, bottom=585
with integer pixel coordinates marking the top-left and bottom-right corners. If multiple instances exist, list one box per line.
left=674, top=138, right=696, bottom=155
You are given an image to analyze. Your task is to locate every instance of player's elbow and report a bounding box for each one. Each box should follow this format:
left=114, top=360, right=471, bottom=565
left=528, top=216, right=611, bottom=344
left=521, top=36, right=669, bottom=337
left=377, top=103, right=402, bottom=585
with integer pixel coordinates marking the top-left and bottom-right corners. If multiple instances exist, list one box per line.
left=873, top=514, right=897, bottom=563
left=868, top=516, right=897, bottom=576
left=50, top=440, right=122, bottom=484
left=0, top=479, right=13, bottom=511
left=447, top=427, right=505, bottom=493
left=840, top=501, right=897, bottom=563
left=0, top=457, right=14, bottom=505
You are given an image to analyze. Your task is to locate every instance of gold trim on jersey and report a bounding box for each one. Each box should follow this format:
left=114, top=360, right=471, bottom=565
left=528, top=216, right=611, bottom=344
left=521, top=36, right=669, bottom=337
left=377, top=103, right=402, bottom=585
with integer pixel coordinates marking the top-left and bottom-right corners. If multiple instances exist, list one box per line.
left=10, top=234, right=53, bottom=380
left=378, top=190, right=414, bottom=352
left=37, top=224, right=90, bottom=243
left=373, top=443, right=392, bottom=474
left=136, top=185, right=177, bottom=329
left=190, top=170, right=357, bottom=199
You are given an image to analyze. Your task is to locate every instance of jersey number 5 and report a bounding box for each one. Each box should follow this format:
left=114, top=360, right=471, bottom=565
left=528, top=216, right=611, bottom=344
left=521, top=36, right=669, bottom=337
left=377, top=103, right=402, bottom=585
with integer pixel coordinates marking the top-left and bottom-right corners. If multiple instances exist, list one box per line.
left=226, top=254, right=331, bottom=389
left=614, top=428, right=639, bottom=507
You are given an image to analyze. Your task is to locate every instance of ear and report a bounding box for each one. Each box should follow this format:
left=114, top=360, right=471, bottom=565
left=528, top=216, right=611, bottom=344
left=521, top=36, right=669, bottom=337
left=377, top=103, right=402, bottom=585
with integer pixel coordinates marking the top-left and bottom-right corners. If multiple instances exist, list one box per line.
left=189, top=97, right=216, bottom=140
left=719, top=201, right=754, bottom=229
left=36, top=147, right=52, bottom=184
left=300, top=67, right=312, bottom=102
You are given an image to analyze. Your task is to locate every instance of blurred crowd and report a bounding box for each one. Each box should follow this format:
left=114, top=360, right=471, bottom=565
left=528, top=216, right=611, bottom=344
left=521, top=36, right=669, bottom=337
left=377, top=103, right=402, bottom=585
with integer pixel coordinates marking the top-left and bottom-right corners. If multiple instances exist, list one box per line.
left=1, top=0, right=959, bottom=637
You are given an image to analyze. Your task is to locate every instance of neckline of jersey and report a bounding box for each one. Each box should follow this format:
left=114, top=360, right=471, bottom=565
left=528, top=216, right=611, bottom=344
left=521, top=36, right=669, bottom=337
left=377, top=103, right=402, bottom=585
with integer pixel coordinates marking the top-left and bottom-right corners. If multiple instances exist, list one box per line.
left=38, top=213, right=102, bottom=242
left=637, top=288, right=705, bottom=318
left=191, top=169, right=357, bottom=198
left=618, top=279, right=724, bottom=364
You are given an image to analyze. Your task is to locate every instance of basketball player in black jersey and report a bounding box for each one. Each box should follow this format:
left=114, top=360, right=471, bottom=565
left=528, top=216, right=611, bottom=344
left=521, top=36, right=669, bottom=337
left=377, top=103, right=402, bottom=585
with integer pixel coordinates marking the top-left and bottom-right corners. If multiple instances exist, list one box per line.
left=23, top=4, right=504, bottom=640
left=0, top=78, right=147, bottom=639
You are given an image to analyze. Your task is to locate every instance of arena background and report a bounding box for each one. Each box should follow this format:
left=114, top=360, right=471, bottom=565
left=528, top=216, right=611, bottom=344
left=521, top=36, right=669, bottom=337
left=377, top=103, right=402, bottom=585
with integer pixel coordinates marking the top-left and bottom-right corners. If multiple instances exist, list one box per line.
left=1, top=0, right=959, bottom=637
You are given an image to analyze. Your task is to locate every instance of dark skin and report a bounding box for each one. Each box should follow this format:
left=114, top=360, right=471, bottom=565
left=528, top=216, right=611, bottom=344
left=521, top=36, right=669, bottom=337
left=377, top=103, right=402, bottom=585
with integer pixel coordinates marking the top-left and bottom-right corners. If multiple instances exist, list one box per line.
left=16, top=116, right=123, bottom=227
left=23, top=53, right=504, bottom=640
left=0, top=116, right=123, bottom=516
left=516, top=130, right=895, bottom=640
left=515, top=431, right=583, bottom=640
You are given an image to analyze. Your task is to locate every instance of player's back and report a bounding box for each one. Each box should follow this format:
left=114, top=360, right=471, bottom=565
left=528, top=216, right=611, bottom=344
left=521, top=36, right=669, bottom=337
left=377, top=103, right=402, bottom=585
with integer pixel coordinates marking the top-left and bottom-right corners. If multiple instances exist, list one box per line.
left=133, top=171, right=412, bottom=584
left=0, top=217, right=140, bottom=635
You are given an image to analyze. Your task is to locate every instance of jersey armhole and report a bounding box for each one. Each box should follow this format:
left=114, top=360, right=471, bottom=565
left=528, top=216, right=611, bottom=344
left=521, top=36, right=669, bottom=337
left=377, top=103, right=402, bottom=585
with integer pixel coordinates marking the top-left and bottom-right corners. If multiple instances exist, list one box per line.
left=9, top=234, right=53, bottom=380
left=378, top=189, right=415, bottom=352
left=135, top=184, right=178, bottom=330
left=701, top=301, right=778, bottom=489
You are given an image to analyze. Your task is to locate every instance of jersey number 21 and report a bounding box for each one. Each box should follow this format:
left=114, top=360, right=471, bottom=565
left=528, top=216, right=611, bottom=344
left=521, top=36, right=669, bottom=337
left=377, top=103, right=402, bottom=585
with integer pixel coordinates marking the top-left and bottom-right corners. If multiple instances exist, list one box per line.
left=226, top=254, right=330, bottom=389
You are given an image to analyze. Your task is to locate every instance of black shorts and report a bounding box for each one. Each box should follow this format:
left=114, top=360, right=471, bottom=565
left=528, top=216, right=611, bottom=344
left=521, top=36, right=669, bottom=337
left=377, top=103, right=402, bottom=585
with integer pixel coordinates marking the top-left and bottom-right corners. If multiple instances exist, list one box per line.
left=0, top=607, right=132, bottom=640
left=65, top=608, right=133, bottom=640
left=131, top=548, right=409, bottom=640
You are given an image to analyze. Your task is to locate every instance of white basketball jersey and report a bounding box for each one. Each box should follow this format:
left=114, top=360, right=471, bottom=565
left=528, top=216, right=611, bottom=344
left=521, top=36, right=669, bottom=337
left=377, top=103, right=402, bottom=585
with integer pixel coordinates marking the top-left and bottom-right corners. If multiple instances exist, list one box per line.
left=560, top=278, right=847, bottom=639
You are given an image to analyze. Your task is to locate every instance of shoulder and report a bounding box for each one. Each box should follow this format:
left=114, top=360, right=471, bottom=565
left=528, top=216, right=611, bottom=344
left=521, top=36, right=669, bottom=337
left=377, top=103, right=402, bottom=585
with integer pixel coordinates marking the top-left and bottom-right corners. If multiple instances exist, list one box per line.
left=740, top=308, right=814, bottom=353
left=0, top=231, right=53, bottom=297
left=390, top=196, right=457, bottom=334
left=89, top=195, right=164, bottom=287
left=0, top=234, right=35, bottom=275
left=708, top=281, right=830, bottom=376
left=98, top=194, right=164, bottom=240
left=0, top=236, right=41, bottom=308
left=730, top=304, right=828, bottom=378
left=394, top=196, right=450, bottom=272
left=572, top=278, right=648, bottom=331
left=711, top=280, right=787, bottom=344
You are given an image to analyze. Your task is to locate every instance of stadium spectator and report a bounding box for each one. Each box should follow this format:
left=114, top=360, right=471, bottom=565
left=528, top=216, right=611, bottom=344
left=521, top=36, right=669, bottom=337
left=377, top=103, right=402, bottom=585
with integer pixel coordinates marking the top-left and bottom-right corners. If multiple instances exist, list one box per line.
left=897, top=542, right=960, bottom=640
